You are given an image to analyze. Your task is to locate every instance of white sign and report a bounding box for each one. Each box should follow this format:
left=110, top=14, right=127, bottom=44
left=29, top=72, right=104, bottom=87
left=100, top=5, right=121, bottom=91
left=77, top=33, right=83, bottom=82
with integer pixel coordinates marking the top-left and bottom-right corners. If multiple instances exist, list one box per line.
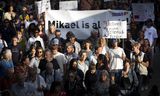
left=59, top=1, right=78, bottom=10
left=42, top=0, right=51, bottom=13
left=132, top=3, right=154, bottom=21
left=103, top=21, right=127, bottom=38
left=45, top=10, right=131, bottom=39
left=35, top=1, right=42, bottom=14
left=35, top=0, right=51, bottom=14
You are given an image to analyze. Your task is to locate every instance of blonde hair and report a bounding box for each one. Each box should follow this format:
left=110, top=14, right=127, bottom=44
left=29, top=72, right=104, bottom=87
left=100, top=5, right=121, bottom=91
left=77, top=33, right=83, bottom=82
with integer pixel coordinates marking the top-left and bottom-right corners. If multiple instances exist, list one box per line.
left=2, top=49, right=12, bottom=60
left=98, top=37, right=107, bottom=47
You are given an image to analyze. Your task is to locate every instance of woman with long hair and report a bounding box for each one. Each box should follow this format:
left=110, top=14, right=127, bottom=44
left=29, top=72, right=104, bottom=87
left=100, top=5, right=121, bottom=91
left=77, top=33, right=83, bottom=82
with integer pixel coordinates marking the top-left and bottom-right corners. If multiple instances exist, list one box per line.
left=95, top=70, right=110, bottom=96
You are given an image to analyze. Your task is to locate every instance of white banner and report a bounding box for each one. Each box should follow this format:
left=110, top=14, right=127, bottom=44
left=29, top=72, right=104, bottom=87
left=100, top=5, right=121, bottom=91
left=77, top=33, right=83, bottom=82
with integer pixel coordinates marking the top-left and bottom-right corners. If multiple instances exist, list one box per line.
left=59, top=1, right=78, bottom=10
left=132, top=3, right=154, bottom=21
left=45, top=10, right=131, bottom=39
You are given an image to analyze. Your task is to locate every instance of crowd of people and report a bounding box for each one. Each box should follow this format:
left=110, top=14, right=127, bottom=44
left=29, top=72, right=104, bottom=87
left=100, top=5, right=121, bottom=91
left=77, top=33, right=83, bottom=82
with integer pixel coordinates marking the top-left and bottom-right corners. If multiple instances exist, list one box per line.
left=0, top=0, right=159, bottom=96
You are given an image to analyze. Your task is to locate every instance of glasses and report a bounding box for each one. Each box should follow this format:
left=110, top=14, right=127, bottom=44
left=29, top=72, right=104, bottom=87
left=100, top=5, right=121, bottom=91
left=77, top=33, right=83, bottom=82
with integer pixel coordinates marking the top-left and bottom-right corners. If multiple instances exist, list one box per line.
left=38, top=51, right=42, bottom=53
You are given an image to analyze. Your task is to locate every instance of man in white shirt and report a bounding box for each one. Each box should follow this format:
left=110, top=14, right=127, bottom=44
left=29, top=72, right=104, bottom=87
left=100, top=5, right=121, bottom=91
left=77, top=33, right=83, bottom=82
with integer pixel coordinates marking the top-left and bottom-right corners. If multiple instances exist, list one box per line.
left=144, top=19, right=158, bottom=57
left=51, top=44, right=67, bottom=78
left=27, top=28, right=45, bottom=50
left=107, top=39, right=126, bottom=84
left=144, top=19, right=158, bottom=47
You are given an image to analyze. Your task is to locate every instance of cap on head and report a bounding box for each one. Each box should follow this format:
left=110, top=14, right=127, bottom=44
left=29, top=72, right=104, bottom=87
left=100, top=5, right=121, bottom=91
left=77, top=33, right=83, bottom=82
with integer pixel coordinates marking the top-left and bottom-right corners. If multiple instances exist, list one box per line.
left=146, top=18, right=152, bottom=23
left=52, top=38, right=59, bottom=45
left=55, top=30, right=61, bottom=33
left=111, top=39, right=118, bottom=44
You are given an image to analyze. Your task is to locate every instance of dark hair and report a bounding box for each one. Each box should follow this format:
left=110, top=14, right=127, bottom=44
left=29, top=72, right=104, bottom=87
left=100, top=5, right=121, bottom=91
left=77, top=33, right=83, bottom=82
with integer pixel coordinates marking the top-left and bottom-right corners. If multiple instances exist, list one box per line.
left=50, top=81, right=62, bottom=94
left=69, top=58, right=78, bottom=70
left=89, top=63, right=96, bottom=70
left=97, top=54, right=108, bottom=65
left=109, top=84, right=121, bottom=96
left=34, top=41, right=42, bottom=48
left=21, top=55, right=29, bottom=63
left=55, top=30, right=61, bottom=32
left=82, top=40, right=92, bottom=50
left=35, top=46, right=43, bottom=56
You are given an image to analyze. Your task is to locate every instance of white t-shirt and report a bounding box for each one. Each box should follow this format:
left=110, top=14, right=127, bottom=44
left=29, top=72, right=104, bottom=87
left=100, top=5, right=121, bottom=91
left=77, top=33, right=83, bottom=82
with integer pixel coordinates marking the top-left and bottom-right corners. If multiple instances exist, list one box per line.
left=109, top=47, right=126, bottom=70
left=77, top=61, right=88, bottom=76
left=144, top=26, right=158, bottom=46
left=27, top=36, right=45, bottom=50
left=25, top=20, right=38, bottom=29
left=101, top=46, right=109, bottom=55
left=53, top=52, right=67, bottom=75
left=74, top=41, right=81, bottom=55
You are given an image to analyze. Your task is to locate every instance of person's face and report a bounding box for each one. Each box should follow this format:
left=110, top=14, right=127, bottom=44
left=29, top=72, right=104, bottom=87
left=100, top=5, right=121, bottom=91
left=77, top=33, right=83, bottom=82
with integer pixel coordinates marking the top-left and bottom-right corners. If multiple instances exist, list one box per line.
left=101, top=73, right=107, bottom=81
left=112, top=41, right=118, bottom=48
left=70, top=37, right=76, bottom=44
left=12, top=37, right=18, bottom=45
left=6, top=51, right=12, bottom=60
left=22, top=6, right=27, bottom=12
left=97, top=58, right=102, bottom=64
left=85, top=42, right=91, bottom=48
left=96, top=47, right=102, bottom=54
left=132, top=46, right=138, bottom=52
left=80, top=52, right=87, bottom=61
left=38, top=25, right=43, bottom=31
left=67, top=46, right=73, bottom=53
left=24, top=58, right=30, bottom=65
left=146, top=22, right=151, bottom=27
left=37, top=49, right=43, bottom=57
left=139, top=32, right=144, bottom=39
left=17, top=32, right=22, bottom=39
left=55, top=31, right=61, bottom=37
left=45, top=51, right=52, bottom=60
left=92, top=32, right=98, bottom=38
left=29, top=15, right=34, bottom=21
left=10, top=6, right=13, bottom=11
left=52, top=48, right=56, bottom=54
left=50, top=25, right=56, bottom=33
left=144, top=39, right=149, bottom=46
left=34, top=30, right=39, bottom=37
left=31, top=48, right=36, bottom=55
left=72, top=61, right=77, bottom=69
